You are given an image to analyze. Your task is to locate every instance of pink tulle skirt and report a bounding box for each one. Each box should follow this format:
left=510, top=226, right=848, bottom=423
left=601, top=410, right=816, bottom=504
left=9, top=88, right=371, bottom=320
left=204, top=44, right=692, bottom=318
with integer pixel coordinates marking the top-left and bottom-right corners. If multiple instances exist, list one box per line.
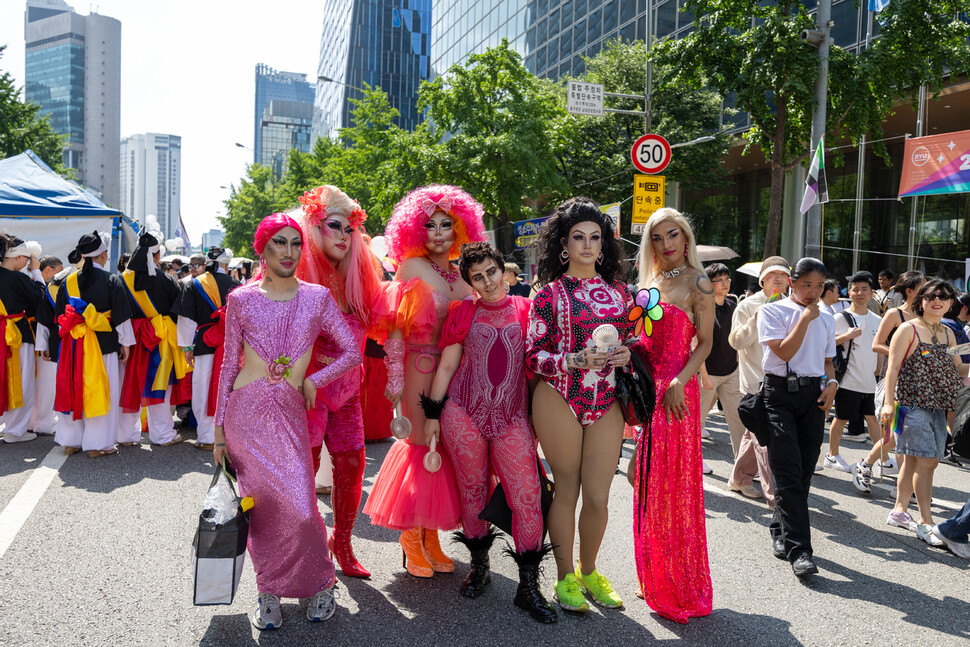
left=363, top=438, right=461, bottom=531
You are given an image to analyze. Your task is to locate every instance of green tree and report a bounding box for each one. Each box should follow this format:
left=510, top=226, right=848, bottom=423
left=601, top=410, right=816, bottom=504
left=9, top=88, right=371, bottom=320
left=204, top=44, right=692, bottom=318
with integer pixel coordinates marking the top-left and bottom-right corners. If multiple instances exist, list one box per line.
left=219, top=163, right=278, bottom=258
left=418, top=40, right=567, bottom=249
left=654, top=0, right=970, bottom=257
left=0, top=45, right=67, bottom=173
left=551, top=39, right=731, bottom=214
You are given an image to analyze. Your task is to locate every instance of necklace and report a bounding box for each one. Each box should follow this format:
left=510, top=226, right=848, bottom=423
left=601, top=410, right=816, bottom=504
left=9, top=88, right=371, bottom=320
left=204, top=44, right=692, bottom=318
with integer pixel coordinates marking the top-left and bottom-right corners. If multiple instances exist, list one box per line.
left=919, top=316, right=942, bottom=344
left=429, top=258, right=458, bottom=291
left=661, top=263, right=688, bottom=279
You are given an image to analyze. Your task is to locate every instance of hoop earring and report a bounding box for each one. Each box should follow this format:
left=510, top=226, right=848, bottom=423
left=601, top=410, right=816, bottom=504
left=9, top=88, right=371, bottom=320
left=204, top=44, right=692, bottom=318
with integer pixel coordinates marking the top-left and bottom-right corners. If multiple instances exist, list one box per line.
left=560, top=249, right=569, bottom=265
left=597, top=252, right=604, bottom=264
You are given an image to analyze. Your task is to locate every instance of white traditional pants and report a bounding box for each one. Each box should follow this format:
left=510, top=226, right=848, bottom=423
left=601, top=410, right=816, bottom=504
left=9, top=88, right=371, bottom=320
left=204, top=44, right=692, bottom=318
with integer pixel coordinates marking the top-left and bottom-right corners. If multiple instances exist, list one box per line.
left=55, top=352, right=121, bottom=452
left=1, top=343, right=36, bottom=438
left=29, top=355, right=58, bottom=434
left=191, top=354, right=215, bottom=445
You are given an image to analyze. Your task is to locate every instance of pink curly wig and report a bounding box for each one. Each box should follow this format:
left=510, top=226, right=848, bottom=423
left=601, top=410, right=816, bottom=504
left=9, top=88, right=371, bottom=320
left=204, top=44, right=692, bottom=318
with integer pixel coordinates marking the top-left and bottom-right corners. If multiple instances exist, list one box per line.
left=291, top=190, right=383, bottom=327
left=385, top=184, right=486, bottom=261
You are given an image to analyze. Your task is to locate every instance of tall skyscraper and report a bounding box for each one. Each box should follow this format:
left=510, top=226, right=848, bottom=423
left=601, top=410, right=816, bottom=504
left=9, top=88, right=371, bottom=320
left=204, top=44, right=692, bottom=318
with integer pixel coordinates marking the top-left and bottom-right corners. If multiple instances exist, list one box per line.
left=119, top=133, right=181, bottom=237
left=24, top=0, right=121, bottom=207
left=201, top=228, right=225, bottom=252
left=259, top=100, right=313, bottom=179
left=312, top=0, right=432, bottom=141
left=253, top=64, right=315, bottom=165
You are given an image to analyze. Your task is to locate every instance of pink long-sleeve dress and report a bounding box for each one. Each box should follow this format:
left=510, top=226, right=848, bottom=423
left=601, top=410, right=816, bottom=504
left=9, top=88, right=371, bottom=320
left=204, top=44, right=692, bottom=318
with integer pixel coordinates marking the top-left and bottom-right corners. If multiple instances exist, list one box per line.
left=214, top=280, right=362, bottom=598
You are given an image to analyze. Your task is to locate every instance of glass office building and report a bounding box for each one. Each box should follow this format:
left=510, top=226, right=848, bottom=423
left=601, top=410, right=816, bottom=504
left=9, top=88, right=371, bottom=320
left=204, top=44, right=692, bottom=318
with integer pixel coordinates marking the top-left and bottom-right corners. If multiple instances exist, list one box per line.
left=313, top=0, right=432, bottom=140
left=259, top=100, right=313, bottom=179
left=253, top=64, right=315, bottom=165
left=432, top=0, right=970, bottom=282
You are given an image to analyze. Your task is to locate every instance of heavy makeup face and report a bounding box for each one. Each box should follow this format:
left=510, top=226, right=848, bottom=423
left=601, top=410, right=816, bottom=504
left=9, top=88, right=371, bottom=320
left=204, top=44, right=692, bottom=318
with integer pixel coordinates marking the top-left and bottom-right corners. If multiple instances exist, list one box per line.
left=424, top=211, right=456, bottom=256
left=262, top=226, right=302, bottom=279
left=562, top=221, right=602, bottom=270
left=789, top=271, right=826, bottom=307
left=650, top=220, right=685, bottom=266
left=467, top=258, right=505, bottom=303
left=317, top=214, right=353, bottom=264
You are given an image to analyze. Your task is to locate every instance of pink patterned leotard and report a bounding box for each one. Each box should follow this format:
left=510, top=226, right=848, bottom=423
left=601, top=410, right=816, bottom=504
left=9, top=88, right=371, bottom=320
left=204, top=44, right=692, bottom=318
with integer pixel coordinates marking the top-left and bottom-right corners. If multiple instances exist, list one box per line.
left=214, top=280, right=361, bottom=598
left=307, top=310, right=367, bottom=453
left=525, top=276, right=634, bottom=427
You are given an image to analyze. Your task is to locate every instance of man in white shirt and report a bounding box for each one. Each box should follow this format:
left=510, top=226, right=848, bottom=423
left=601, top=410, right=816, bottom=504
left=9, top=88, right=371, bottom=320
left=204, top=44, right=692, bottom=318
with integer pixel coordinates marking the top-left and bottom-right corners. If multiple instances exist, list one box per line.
left=727, top=256, right=790, bottom=504
left=823, top=272, right=882, bottom=471
left=758, top=258, right=837, bottom=577
left=820, top=280, right=849, bottom=316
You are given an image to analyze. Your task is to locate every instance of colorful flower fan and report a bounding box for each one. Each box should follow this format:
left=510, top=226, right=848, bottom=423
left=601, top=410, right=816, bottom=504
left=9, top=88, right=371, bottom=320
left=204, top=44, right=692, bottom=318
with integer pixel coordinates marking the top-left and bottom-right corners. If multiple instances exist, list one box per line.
left=628, top=287, right=664, bottom=337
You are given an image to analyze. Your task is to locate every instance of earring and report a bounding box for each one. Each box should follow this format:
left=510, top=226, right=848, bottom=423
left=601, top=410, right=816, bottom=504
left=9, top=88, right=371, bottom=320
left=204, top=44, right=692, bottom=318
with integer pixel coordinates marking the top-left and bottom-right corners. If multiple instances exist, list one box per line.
left=597, top=252, right=604, bottom=264
left=684, top=241, right=689, bottom=258
left=560, top=249, right=569, bottom=264
left=504, top=281, right=510, bottom=294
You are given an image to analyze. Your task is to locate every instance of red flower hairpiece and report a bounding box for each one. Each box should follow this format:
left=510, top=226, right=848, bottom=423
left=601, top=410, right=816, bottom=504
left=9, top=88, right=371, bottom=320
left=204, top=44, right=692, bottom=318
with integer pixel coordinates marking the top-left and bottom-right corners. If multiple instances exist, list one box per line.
left=299, top=187, right=326, bottom=224
left=348, top=203, right=368, bottom=229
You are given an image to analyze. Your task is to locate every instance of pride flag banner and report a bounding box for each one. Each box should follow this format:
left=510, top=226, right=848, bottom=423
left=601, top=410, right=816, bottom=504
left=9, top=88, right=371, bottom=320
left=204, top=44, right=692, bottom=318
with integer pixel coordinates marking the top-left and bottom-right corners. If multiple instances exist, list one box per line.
left=898, top=130, right=970, bottom=198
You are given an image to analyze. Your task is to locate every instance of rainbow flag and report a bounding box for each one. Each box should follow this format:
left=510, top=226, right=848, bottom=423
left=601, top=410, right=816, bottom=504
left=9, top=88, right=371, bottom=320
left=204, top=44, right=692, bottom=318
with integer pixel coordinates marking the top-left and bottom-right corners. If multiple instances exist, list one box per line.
left=766, top=288, right=783, bottom=303
left=885, top=403, right=906, bottom=442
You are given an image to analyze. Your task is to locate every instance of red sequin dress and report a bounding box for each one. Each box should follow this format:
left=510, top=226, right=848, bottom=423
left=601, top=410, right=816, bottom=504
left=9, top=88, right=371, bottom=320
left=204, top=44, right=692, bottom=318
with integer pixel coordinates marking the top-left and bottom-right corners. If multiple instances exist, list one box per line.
left=631, top=303, right=712, bottom=623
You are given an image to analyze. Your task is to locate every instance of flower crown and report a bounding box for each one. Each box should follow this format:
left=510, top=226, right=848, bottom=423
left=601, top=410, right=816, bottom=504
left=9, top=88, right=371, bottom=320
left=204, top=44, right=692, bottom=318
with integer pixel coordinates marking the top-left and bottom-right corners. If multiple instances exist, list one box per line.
left=298, top=187, right=368, bottom=229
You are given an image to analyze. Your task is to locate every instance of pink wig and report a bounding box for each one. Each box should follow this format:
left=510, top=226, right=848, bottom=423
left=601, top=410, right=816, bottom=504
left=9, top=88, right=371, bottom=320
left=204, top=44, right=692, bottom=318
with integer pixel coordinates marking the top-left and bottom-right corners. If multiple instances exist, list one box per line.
left=253, top=212, right=301, bottom=255
left=385, top=184, right=486, bottom=262
left=291, top=194, right=383, bottom=327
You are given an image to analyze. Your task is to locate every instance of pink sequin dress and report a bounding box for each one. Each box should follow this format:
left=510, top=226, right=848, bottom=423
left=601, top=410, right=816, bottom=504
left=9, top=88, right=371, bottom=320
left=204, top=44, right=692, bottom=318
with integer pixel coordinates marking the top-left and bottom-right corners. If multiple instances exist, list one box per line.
left=525, top=276, right=634, bottom=427
left=364, top=286, right=462, bottom=532
left=438, top=295, right=543, bottom=551
left=307, top=310, right=366, bottom=453
left=214, top=280, right=362, bottom=598
left=631, top=303, right=712, bottom=623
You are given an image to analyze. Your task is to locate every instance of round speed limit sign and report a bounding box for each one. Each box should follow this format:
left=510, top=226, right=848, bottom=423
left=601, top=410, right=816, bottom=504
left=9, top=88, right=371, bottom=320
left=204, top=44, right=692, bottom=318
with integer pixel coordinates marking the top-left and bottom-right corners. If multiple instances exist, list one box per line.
left=631, top=134, right=671, bottom=174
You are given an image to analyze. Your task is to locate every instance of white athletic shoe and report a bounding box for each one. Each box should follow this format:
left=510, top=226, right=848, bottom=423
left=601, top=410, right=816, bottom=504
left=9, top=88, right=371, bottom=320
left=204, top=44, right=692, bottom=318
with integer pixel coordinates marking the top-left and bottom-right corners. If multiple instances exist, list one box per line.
left=823, top=453, right=852, bottom=473
left=931, top=526, right=970, bottom=559
left=873, top=457, right=899, bottom=478
left=700, top=428, right=713, bottom=440
left=702, top=461, right=714, bottom=475
left=917, top=524, right=945, bottom=548
left=252, top=592, right=282, bottom=630
left=2, top=431, right=37, bottom=443
left=307, top=585, right=337, bottom=622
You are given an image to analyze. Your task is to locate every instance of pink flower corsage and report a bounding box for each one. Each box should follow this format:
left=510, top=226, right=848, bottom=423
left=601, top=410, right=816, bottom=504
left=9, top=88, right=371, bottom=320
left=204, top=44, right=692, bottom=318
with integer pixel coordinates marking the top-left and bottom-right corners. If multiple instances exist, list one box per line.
left=266, top=355, right=292, bottom=384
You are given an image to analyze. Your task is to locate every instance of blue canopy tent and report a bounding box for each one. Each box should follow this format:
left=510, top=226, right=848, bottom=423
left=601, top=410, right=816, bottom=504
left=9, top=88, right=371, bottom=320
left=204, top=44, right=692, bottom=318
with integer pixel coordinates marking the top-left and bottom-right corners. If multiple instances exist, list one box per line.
left=0, top=150, right=138, bottom=267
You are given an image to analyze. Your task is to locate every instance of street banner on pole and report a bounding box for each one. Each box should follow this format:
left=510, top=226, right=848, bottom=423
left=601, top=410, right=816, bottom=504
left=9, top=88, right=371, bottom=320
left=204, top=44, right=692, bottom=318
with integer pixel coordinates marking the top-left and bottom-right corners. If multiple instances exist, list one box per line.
left=898, top=129, right=970, bottom=198
left=566, top=81, right=604, bottom=116
left=799, top=137, right=829, bottom=214
left=631, top=175, right=665, bottom=235
left=514, top=217, right=550, bottom=248
left=599, top=202, right=621, bottom=239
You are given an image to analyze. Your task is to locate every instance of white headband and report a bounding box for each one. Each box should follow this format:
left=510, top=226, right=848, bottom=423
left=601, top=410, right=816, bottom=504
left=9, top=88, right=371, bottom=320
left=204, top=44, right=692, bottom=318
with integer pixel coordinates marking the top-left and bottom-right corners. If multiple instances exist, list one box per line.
left=213, top=248, right=232, bottom=264
left=83, top=233, right=110, bottom=258
left=759, top=265, right=791, bottom=283
left=5, top=243, right=28, bottom=258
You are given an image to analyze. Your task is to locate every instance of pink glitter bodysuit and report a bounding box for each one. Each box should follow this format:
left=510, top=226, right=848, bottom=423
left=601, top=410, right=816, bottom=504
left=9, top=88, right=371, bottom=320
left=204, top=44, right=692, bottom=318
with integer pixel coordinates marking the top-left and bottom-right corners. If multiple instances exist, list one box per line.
left=525, top=276, right=634, bottom=427
left=307, top=310, right=366, bottom=453
left=630, top=303, right=712, bottom=623
left=438, top=295, right=542, bottom=550
left=214, top=280, right=361, bottom=598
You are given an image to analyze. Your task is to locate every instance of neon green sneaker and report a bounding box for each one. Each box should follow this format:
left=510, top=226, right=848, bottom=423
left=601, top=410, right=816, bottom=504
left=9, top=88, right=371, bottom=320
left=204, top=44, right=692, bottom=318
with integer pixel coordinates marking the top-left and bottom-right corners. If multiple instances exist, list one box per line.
left=553, top=573, right=590, bottom=613
left=575, top=565, right=624, bottom=609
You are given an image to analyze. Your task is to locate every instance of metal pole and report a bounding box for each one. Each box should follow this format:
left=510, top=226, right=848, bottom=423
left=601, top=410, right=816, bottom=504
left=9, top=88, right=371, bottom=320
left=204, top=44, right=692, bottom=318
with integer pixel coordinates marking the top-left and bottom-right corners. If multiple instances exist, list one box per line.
left=804, top=0, right=832, bottom=260
left=644, top=0, right=652, bottom=132
left=907, top=84, right=927, bottom=269
left=852, top=11, right=874, bottom=274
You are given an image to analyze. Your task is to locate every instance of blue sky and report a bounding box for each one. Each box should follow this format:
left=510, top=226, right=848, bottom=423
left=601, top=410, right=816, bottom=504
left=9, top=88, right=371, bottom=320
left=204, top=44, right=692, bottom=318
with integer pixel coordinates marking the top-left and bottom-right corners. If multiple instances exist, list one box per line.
left=0, top=0, right=324, bottom=243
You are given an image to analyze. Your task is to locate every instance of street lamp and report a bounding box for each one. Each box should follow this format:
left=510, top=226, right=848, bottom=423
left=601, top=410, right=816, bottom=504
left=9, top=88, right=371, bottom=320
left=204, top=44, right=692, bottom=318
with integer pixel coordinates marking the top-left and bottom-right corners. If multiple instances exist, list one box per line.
left=670, top=135, right=716, bottom=149
left=317, top=75, right=367, bottom=93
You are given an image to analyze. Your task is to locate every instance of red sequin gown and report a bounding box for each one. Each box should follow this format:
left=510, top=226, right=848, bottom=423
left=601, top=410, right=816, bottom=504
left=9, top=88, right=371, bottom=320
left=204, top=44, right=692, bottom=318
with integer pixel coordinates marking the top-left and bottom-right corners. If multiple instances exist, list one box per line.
left=631, top=303, right=712, bottom=623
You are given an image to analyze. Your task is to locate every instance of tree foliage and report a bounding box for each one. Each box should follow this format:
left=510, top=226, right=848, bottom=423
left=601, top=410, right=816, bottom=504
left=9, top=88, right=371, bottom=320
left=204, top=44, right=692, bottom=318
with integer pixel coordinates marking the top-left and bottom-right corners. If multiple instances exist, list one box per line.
left=0, top=45, right=67, bottom=173
left=653, top=0, right=970, bottom=257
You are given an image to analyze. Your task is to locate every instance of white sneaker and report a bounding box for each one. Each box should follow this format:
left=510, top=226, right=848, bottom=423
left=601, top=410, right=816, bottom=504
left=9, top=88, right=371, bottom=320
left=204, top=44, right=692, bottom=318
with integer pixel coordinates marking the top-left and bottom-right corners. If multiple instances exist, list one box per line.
left=700, top=428, right=713, bottom=440
left=917, top=524, right=945, bottom=547
left=873, top=458, right=899, bottom=478
left=307, top=585, right=337, bottom=622
left=2, top=431, right=37, bottom=443
left=252, top=592, right=282, bottom=630
left=842, top=432, right=869, bottom=443
left=932, top=526, right=970, bottom=559
left=823, top=453, right=852, bottom=473
left=702, top=461, right=714, bottom=475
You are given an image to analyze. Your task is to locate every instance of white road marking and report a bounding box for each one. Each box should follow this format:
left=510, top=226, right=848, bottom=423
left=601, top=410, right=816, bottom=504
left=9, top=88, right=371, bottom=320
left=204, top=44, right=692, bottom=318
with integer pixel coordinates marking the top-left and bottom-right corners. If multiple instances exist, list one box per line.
left=0, top=446, right=68, bottom=560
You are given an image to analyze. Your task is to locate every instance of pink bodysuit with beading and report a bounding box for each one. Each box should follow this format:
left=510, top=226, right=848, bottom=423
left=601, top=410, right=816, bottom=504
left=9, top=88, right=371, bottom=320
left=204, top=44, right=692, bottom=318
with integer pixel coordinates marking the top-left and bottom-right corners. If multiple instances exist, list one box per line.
left=214, top=280, right=361, bottom=598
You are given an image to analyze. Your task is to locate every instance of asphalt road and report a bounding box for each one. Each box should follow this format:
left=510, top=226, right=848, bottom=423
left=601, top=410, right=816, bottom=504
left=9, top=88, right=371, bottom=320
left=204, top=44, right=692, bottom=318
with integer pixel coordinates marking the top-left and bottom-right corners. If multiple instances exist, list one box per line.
left=1, top=410, right=968, bottom=647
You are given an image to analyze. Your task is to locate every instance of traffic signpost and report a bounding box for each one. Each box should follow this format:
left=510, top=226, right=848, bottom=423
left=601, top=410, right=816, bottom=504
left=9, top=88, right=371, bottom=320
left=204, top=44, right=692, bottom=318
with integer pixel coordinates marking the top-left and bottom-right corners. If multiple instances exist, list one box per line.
left=566, top=81, right=605, bottom=117
left=631, top=175, right=665, bottom=235
left=631, top=134, right=671, bottom=175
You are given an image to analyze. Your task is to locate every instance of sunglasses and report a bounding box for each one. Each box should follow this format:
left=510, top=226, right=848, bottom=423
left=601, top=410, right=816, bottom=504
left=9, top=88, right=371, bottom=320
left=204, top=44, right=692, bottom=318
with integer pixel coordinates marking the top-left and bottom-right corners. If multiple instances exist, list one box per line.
left=923, top=293, right=953, bottom=302
left=189, top=263, right=203, bottom=268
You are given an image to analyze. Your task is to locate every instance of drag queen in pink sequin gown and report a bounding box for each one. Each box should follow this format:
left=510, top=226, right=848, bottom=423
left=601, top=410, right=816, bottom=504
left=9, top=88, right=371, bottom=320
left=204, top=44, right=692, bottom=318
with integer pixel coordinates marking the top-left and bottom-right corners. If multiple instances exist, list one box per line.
left=292, top=186, right=384, bottom=579
left=630, top=208, right=714, bottom=624
left=213, top=214, right=361, bottom=628
left=421, top=242, right=556, bottom=623
left=364, top=185, right=486, bottom=578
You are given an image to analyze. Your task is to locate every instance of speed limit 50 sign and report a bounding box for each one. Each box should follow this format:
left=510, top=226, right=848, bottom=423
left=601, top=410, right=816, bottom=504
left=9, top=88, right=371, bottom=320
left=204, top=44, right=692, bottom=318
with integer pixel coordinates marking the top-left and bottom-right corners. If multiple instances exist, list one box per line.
left=631, top=134, right=671, bottom=174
